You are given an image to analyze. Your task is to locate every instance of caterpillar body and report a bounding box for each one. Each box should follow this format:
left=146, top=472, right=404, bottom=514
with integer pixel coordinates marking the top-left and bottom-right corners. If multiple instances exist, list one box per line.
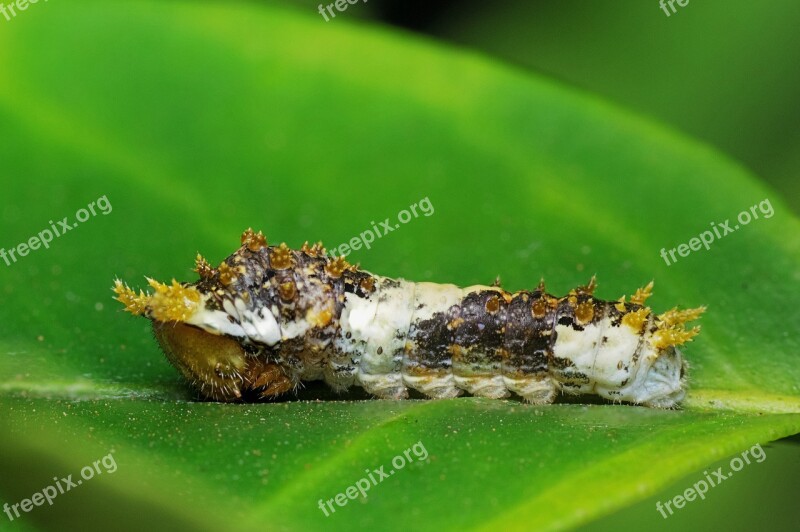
left=113, top=229, right=704, bottom=407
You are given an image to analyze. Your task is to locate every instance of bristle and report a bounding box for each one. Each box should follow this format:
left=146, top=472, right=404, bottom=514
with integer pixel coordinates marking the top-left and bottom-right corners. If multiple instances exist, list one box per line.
left=194, top=253, right=215, bottom=279
left=577, top=275, right=597, bottom=296
left=657, top=306, right=706, bottom=327
left=652, top=325, right=701, bottom=349
left=143, top=278, right=201, bottom=322
left=630, top=280, right=654, bottom=306
left=622, top=307, right=650, bottom=331
left=112, top=279, right=148, bottom=315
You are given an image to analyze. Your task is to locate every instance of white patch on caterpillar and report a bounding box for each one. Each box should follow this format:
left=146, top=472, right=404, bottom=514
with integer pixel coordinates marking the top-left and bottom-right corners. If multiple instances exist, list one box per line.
left=410, top=282, right=465, bottom=322
left=357, top=279, right=416, bottom=398
left=183, top=295, right=286, bottom=347
left=245, top=307, right=282, bottom=346
left=326, top=275, right=385, bottom=390
left=552, top=321, right=603, bottom=394
left=184, top=297, right=248, bottom=338
left=592, top=322, right=641, bottom=393
left=281, top=275, right=328, bottom=341
left=280, top=316, right=311, bottom=341
left=220, top=297, right=283, bottom=346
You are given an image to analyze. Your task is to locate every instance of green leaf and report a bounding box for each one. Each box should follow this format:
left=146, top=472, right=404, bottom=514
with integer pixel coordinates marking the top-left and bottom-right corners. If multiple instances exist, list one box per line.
left=0, top=1, right=798, bottom=530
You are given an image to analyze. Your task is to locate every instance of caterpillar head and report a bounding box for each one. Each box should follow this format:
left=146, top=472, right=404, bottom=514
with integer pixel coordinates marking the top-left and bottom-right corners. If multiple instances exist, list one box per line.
left=632, top=345, right=689, bottom=408
left=632, top=306, right=704, bottom=407
left=595, top=295, right=702, bottom=408
left=153, top=320, right=249, bottom=401
left=112, top=276, right=292, bottom=402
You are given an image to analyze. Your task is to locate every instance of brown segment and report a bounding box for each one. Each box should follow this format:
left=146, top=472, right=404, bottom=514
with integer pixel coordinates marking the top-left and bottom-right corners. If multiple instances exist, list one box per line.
left=503, top=289, right=553, bottom=380
left=451, top=290, right=508, bottom=380
left=408, top=304, right=459, bottom=371
left=276, top=250, right=342, bottom=376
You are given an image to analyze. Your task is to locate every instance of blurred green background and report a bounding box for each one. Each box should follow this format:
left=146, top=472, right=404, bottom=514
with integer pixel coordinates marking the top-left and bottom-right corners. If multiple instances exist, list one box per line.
left=270, top=0, right=800, bottom=213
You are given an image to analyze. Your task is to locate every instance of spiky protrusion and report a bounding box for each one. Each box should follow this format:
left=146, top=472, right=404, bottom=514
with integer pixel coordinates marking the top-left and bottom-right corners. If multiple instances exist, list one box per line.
left=194, top=253, right=215, bottom=279
left=651, top=305, right=705, bottom=349
left=113, top=279, right=148, bottom=316
left=144, top=278, right=202, bottom=322
left=312, top=242, right=327, bottom=256
left=113, top=278, right=201, bottom=322
left=300, top=241, right=327, bottom=257
left=577, top=275, right=597, bottom=296
left=657, top=306, right=707, bottom=328
left=630, top=281, right=654, bottom=306
left=652, top=325, right=702, bottom=349
left=269, top=242, right=294, bottom=270
left=622, top=307, right=650, bottom=331
left=324, top=255, right=356, bottom=279
left=241, top=228, right=267, bottom=252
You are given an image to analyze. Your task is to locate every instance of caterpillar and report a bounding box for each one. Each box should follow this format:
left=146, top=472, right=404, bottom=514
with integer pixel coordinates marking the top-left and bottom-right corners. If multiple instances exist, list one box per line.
left=113, top=229, right=704, bottom=407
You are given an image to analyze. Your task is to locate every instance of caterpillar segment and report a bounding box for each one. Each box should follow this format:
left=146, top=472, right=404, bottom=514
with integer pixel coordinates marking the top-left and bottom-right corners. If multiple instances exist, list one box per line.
left=113, top=229, right=704, bottom=407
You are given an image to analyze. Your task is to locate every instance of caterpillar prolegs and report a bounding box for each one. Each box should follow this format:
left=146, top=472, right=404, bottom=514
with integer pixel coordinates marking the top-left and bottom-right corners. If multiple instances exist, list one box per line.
left=113, top=229, right=704, bottom=407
